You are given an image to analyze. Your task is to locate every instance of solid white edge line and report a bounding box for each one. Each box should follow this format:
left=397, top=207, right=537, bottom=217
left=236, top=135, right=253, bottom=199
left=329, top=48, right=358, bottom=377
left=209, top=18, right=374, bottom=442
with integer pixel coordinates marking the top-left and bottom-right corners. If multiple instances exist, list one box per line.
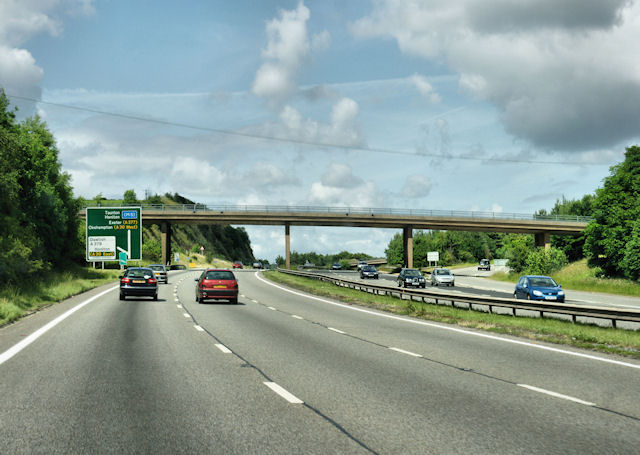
left=264, top=382, right=304, bottom=404
left=255, top=272, right=640, bottom=370
left=328, top=327, right=345, bottom=334
left=0, top=285, right=118, bottom=366
left=215, top=343, right=232, bottom=353
left=518, top=384, right=596, bottom=406
left=390, top=347, right=423, bottom=357
left=194, top=325, right=204, bottom=332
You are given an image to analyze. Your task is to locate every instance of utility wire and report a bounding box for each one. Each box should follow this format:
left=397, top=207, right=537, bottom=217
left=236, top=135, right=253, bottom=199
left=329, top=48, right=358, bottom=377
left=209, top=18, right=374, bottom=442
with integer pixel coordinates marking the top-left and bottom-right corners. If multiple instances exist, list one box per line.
left=7, top=93, right=607, bottom=166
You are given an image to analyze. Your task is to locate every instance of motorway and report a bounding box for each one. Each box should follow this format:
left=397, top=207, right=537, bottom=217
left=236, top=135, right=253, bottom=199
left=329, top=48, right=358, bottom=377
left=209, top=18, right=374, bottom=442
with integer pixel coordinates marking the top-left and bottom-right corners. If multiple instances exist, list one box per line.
left=1, top=269, right=639, bottom=453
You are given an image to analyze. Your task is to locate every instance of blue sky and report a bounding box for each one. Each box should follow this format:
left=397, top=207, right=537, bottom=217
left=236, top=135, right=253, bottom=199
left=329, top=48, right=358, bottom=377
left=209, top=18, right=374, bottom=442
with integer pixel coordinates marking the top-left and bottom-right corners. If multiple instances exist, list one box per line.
left=2, top=0, right=640, bottom=261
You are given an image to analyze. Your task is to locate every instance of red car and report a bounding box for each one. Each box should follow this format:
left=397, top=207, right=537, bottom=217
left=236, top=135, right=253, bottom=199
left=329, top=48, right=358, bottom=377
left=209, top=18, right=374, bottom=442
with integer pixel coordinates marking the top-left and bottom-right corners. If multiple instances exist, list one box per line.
left=195, top=269, right=239, bottom=304
left=232, top=261, right=243, bottom=269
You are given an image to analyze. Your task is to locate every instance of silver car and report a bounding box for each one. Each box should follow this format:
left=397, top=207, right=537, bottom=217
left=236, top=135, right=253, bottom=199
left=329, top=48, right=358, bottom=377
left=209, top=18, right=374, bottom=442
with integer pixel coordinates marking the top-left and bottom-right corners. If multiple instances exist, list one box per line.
left=148, top=264, right=168, bottom=283
left=430, top=268, right=455, bottom=286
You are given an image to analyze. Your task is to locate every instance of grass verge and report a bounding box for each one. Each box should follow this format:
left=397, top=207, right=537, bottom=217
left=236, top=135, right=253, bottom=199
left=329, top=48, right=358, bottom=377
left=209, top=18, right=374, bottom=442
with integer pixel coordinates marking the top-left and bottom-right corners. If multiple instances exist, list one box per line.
left=0, top=266, right=121, bottom=327
left=263, top=270, right=640, bottom=360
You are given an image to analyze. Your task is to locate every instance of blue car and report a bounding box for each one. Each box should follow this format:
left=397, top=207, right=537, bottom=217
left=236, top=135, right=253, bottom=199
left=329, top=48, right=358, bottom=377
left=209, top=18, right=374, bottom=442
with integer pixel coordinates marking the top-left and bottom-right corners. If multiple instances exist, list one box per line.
left=514, top=275, right=565, bottom=302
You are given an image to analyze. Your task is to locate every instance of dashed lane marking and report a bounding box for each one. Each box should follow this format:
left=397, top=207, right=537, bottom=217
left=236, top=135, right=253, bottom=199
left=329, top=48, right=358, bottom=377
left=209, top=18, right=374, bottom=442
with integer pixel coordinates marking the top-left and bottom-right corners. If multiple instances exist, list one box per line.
left=264, top=382, right=304, bottom=404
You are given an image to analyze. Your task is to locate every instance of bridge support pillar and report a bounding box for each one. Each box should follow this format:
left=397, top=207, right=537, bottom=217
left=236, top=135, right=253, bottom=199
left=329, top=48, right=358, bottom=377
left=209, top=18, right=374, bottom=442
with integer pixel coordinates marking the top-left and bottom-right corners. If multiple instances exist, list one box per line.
left=285, top=224, right=291, bottom=269
left=161, top=222, right=172, bottom=265
left=403, top=226, right=413, bottom=268
left=535, top=232, right=551, bottom=250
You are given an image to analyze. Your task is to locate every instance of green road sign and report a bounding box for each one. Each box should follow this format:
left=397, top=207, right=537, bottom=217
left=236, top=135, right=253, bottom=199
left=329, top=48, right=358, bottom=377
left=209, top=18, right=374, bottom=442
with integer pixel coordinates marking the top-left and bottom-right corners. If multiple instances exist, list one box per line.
left=119, top=251, right=128, bottom=266
left=86, top=207, right=142, bottom=261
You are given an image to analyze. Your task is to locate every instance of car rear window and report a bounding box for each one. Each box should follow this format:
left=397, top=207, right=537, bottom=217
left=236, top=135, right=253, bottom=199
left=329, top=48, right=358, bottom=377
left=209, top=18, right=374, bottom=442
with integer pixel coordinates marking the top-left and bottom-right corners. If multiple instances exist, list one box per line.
left=205, top=271, right=235, bottom=280
left=149, top=265, right=165, bottom=271
left=127, top=269, right=153, bottom=278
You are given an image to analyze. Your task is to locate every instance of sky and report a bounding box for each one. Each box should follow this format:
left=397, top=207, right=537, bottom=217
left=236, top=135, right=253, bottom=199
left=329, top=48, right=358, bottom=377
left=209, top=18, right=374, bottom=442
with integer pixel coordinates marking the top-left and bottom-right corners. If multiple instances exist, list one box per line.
left=2, top=0, right=640, bottom=261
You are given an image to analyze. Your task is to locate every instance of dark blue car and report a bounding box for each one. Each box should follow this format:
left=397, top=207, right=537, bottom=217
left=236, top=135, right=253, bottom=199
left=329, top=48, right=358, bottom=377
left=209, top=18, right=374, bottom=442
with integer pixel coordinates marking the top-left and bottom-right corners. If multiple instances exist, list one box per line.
left=514, top=275, right=565, bottom=302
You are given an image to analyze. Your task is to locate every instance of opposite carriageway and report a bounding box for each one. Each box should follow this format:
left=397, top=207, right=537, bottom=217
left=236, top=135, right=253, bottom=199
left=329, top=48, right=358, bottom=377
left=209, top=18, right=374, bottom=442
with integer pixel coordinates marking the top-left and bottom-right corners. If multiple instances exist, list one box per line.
left=80, top=204, right=590, bottom=267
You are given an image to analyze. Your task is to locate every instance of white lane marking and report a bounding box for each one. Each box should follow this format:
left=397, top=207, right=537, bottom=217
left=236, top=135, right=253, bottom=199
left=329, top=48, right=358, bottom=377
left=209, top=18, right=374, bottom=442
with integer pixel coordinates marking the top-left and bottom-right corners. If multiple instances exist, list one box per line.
left=194, top=325, right=204, bottom=332
left=183, top=313, right=191, bottom=318
left=251, top=299, right=259, bottom=303
left=215, top=343, right=232, bottom=353
left=174, top=298, right=179, bottom=302
left=240, top=294, right=245, bottom=298
left=390, top=347, right=423, bottom=357
left=292, top=315, right=304, bottom=320
left=267, top=306, right=276, bottom=311
left=264, top=382, right=304, bottom=404
left=518, top=384, right=596, bottom=406
left=177, top=304, right=183, bottom=309
left=0, top=286, right=118, bottom=366
left=328, top=327, right=346, bottom=334
left=255, top=273, right=640, bottom=370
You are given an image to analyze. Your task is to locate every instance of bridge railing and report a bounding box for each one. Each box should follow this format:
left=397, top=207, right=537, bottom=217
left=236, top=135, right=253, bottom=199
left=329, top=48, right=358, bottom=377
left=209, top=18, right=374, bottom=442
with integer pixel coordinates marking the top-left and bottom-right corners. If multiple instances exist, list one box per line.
left=81, top=204, right=592, bottom=223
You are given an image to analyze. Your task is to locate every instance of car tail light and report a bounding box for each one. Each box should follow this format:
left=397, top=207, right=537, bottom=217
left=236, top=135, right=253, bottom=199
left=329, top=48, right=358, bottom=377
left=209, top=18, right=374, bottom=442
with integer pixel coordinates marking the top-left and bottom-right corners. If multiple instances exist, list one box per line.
left=148, top=278, right=157, bottom=284
left=121, top=277, right=130, bottom=284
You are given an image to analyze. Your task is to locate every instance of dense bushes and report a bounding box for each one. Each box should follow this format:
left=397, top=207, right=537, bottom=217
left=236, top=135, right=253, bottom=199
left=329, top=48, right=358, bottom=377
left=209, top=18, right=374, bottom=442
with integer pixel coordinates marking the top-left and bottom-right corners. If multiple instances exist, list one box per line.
left=0, top=90, right=81, bottom=285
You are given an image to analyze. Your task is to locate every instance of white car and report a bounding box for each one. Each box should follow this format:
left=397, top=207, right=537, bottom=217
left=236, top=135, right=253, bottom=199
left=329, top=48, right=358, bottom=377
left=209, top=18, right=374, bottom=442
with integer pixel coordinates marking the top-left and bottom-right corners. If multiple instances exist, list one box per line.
left=148, top=264, right=168, bottom=283
left=357, top=260, right=368, bottom=271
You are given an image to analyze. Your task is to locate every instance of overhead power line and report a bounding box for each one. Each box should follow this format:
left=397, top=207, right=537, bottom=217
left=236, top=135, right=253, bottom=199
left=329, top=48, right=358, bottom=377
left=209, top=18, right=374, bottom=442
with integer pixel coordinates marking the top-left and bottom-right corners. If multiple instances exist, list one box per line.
left=7, top=93, right=607, bottom=166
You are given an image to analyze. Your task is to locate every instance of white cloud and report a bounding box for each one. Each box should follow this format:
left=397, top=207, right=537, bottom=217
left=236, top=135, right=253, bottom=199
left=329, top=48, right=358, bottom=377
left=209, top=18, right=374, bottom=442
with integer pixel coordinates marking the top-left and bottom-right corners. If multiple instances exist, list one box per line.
left=409, top=74, right=441, bottom=103
left=0, top=1, right=94, bottom=112
left=311, top=29, right=331, bottom=51
left=352, top=0, right=640, bottom=151
left=252, top=1, right=313, bottom=104
left=242, top=162, right=299, bottom=189
left=401, top=175, right=432, bottom=198
left=321, top=163, right=363, bottom=188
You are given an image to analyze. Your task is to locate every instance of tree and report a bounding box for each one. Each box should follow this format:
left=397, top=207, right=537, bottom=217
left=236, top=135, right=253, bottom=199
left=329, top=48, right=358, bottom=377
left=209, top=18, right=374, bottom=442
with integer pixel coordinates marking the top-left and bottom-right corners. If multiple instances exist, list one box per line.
left=123, top=189, right=138, bottom=205
left=0, top=88, right=81, bottom=284
left=584, top=145, right=640, bottom=279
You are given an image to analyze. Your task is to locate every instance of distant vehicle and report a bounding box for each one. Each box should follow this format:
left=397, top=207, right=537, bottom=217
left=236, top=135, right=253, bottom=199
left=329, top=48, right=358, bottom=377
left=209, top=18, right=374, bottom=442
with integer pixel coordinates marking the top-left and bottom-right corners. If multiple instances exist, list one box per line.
left=148, top=264, right=168, bottom=283
left=360, top=264, right=379, bottom=279
left=514, top=275, right=564, bottom=302
left=478, top=259, right=491, bottom=271
left=119, top=267, right=158, bottom=300
left=397, top=268, right=426, bottom=288
left=169, top=263, right=187, bottom=270
left=331, top=263, right=342, bottom=270
left=430, top=268, right=455, bottom=286
left=252, top=262, right=263, bottom=269
left=195, top=269, right=239, bottom=304
left=357, top=260, right=368, bottom=271
left=232, top=261, right=243, bottom=269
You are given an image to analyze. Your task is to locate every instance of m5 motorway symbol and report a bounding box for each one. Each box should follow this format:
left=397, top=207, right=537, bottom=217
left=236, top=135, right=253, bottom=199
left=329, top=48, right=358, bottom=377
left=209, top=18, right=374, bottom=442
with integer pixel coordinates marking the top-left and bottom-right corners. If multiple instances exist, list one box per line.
left=86, top=207, right=142, bottom=261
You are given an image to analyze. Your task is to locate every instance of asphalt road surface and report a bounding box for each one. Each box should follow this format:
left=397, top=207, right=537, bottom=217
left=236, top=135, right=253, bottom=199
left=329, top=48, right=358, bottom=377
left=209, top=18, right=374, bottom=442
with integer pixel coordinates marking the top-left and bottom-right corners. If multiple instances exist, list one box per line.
left=1, top=269, right=639, bottom=453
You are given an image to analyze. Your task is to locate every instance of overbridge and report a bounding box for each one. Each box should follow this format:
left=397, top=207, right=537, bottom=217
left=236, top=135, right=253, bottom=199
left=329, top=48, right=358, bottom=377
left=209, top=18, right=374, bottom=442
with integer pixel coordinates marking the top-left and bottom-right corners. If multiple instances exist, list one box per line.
left=80, top=204, right=590, bottom=268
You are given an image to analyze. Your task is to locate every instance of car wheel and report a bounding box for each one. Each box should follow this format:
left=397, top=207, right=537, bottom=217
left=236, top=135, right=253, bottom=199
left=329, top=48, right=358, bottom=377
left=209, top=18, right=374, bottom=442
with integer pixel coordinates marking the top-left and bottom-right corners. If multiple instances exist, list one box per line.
left=232, top=298, right=238, bottom=305
left=526, top=294, right=531, bottom=300
left=421, top=284, right=426, bottom=288
left=513, top=292, right=518, bottom=299
left=119, top=293, right=125, bottom=301
left=153, top=293, right=158, bottom=301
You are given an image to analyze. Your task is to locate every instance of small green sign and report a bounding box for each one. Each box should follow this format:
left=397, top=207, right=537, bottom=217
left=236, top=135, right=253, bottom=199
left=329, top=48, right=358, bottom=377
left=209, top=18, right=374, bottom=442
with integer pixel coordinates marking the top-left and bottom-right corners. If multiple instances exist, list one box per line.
left=119, top=251, right=128, bottom=266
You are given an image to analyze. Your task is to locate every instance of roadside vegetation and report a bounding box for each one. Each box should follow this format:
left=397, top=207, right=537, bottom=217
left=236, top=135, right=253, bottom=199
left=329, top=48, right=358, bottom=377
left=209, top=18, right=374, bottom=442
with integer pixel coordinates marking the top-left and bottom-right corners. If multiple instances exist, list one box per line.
left=264, top=270, right=640, bottom=359
left=0, top=266, right=121, bottom=326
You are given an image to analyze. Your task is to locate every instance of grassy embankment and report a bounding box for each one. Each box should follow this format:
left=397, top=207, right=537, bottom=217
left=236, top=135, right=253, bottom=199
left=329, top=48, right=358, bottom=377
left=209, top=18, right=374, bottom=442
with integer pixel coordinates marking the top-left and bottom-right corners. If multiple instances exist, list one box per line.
left=263, top=270, right=640, bottom=359
left=0, top=266, right=122, bottom=327
left=490, top=259, right=640, bottom=297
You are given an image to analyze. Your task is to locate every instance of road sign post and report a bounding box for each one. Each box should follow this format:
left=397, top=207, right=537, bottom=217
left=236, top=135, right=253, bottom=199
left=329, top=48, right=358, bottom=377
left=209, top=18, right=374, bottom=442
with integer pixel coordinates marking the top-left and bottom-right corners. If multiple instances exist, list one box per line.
left=86, top=207, right=142, bottom=262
